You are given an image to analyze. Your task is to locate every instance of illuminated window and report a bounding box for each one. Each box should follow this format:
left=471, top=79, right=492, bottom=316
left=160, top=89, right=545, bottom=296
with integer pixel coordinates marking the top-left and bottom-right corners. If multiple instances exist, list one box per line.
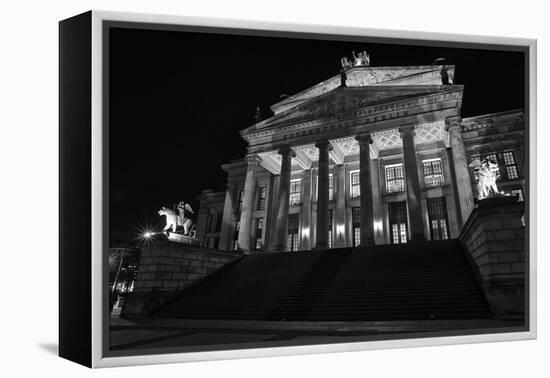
left=427, top=197, right=449, bottom=240
left=423, top=159, right=444, bottom=188
left=350, top=170, right=360, bottom=198
left=287, top=214, right=299, bottom=251
left=503, top=151, right=519, bottom=179
left=511, top=188, right=524, bottom=202
left=289, top=179, right=302, bottom=205
left=389, top=202, right=407, bottom=244
left=329, top=173, right=334, bottom=200
left=237, top=189, right=244, bottom=213
left=484, top=153, right=497, bottom=165
left=257, top=186, right=266, bottom=210
left=255, top=218, right=264, bottom=250
left=385, top=164, right=405, bottom=194
left=352, top=207, right=361, bottom=247
left=328, top=210, right=333, bottom=248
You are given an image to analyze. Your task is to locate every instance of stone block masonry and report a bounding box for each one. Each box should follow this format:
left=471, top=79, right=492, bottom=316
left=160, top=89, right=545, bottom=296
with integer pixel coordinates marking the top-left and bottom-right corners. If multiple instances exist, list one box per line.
left=459, top=196, right=525, bottom=319
left=122, top=239, right=241, bottom=318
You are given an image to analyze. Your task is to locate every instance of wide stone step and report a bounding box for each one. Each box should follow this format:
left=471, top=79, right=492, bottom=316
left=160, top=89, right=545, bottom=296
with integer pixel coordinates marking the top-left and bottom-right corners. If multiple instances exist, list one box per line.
left=149, top=240, right=492, bottom=321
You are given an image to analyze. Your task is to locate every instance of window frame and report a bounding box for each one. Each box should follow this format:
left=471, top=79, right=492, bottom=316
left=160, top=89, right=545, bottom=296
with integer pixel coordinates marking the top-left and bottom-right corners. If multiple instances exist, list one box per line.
left=257, top=186, right=267, bottom=210
left=503, top=150, right=519, bottom=180
left=289, top=178, right=302, bottom=205
left=422, top=158, right=445, bottom=188
left=255, top=217, right=264, bottom=250
left=426, top=197, right=450, bottom=241
left=388, top=201, right=408, bottom=244
left=329, top=173, right=334, bottom=201
left=352, top=206, right=361, bottom=247
left=385, top=163, right=405, bottom=194
left=237, top=189, right=244, bottom=213
left=350, top=170, right=360, bottom=198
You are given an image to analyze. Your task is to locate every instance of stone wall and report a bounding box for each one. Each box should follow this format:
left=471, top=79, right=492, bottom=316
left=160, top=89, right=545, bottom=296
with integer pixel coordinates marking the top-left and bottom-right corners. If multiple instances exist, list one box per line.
left=122, top=239, right=241, bottom=318
left=458, top=196, right=525, bottom=319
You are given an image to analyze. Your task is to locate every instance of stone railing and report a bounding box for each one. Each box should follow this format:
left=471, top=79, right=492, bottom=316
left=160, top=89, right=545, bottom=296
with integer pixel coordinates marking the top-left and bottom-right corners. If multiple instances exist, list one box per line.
left=458, top=196, right=526, bottom=319
left=122, top=239, right=241, bottom=318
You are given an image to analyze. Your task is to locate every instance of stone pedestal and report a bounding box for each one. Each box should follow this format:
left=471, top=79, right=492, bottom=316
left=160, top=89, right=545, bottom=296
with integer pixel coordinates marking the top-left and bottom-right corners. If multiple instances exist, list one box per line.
left=459, top=196, right=525, bottom=319
left=122, top=239, right=240, bottom=318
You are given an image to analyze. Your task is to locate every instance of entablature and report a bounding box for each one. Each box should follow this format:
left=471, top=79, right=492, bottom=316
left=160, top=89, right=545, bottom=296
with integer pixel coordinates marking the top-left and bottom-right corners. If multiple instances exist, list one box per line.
left=243, top=87, right=462, bottom=155
left=256, top=120, right=451, bottom=174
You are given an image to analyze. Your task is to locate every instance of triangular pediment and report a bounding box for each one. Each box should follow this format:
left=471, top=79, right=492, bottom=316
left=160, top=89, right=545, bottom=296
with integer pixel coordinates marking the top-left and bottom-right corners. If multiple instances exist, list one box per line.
left=270, top=65, right=455, bottom=115
left=246, top=85, right=461, bottom=135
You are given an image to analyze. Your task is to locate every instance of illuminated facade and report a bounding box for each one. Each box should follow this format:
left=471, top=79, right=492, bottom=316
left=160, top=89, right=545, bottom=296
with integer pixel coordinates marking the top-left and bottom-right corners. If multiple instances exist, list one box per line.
left=196, top=64, right=525, bottom=252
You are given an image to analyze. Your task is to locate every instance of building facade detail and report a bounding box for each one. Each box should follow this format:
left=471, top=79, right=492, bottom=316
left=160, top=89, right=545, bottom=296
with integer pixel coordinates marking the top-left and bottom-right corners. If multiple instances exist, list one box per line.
left=196, top=64, right=525, bottom=252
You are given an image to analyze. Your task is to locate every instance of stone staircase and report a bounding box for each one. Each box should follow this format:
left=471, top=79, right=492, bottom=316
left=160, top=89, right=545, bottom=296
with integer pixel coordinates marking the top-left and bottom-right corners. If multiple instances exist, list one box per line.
left=150, top=240, right=492, bottom=321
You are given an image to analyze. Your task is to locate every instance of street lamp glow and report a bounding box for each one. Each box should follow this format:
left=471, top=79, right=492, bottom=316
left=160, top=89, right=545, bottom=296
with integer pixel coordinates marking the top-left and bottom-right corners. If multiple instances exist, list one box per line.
left=144, top=232, right=153, bottom=238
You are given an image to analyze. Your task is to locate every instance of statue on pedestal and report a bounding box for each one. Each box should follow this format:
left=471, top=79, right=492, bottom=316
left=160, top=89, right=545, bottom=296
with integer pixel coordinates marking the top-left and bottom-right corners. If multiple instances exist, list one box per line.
left=340, top=51, right=370, bottom=69
left=158, top=207, right=179, bottom=233
left=469, top=157, right=501, bottom=199
left=158, top=202, right=196, bottom=237
left=340, top=67, right=347, bottom=87
left=352, top=50, right=370, bottom=66
left=176, top=201, right=196, bottom=236
left=340, top=57, right=353, bottom=69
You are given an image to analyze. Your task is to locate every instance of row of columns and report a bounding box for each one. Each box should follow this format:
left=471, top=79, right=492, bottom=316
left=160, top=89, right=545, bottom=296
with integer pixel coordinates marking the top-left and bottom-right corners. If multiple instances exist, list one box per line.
left=235, top=119, right=474, bottom=252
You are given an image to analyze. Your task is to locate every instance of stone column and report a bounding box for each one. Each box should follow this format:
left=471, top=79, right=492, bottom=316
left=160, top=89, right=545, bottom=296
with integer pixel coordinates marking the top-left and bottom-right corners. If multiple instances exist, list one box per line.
left=274, top=147, right=295, bottom=251
left=356, top=134, right=375, bottom=247
left=237, top=156, right=258, bottom=252
left=314, top=140, right=331, bottom=249
left=219, top=182, right=236, bottom=251
left=370, top=157, right=384, bottom=244
left=446, top=117, right=475, bottom=226
left=333, top=164, right=346, bottom=248
left=399, top=126, right=426, bottom=241
left=300, top=169, right=313, bottom=250
left=266, top=174, right=280, bottom=251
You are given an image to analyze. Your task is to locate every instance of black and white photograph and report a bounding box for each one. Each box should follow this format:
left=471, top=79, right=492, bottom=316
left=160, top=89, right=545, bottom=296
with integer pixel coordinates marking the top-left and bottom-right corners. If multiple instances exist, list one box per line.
left=4, top=0, right=549, bottom=375
left=104, top=21, right=530, bottom=356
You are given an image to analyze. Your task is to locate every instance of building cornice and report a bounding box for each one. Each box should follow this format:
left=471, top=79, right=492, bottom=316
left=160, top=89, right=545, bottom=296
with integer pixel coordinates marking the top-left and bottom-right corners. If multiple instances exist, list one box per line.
left=244, top=88, right=463, bottom=154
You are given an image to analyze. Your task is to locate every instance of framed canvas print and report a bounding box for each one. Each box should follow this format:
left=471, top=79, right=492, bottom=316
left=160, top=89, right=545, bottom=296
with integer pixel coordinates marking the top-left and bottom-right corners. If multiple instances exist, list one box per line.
left=59, top=10, right=537, bottom=368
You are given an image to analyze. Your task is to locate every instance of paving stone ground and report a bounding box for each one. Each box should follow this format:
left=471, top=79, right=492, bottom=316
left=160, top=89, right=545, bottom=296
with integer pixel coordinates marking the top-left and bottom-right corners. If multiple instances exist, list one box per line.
left=109, top=317, right=523, bottom=352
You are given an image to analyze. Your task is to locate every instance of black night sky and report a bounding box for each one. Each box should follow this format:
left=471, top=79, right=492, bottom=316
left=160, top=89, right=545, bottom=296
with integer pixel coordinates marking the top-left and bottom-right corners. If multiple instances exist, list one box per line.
left=109, top=26, right=525, bottom=243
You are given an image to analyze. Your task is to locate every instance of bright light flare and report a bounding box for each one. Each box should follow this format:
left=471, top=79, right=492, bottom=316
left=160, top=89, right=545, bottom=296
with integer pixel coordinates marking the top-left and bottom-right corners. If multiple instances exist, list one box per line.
left=134, top=224, right=160, bottom=243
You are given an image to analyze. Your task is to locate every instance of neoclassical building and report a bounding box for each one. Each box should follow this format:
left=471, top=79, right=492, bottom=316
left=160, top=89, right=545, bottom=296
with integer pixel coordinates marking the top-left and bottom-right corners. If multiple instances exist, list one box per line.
left=196, top=63, right=525, bottom=253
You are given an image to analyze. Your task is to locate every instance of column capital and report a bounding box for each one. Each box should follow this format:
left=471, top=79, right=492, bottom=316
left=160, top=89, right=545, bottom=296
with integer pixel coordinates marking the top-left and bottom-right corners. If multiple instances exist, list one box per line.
left=315, top=140, right=333, bottom=151
left=355, top=133, right=373, bottom=145
left=444, top=116, right=462, bottom=131
left=245, top=154, right=261, bottom=165
left=398, top=124, right=415, bottom=137
left=278, top=146, right=296, bottom=157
